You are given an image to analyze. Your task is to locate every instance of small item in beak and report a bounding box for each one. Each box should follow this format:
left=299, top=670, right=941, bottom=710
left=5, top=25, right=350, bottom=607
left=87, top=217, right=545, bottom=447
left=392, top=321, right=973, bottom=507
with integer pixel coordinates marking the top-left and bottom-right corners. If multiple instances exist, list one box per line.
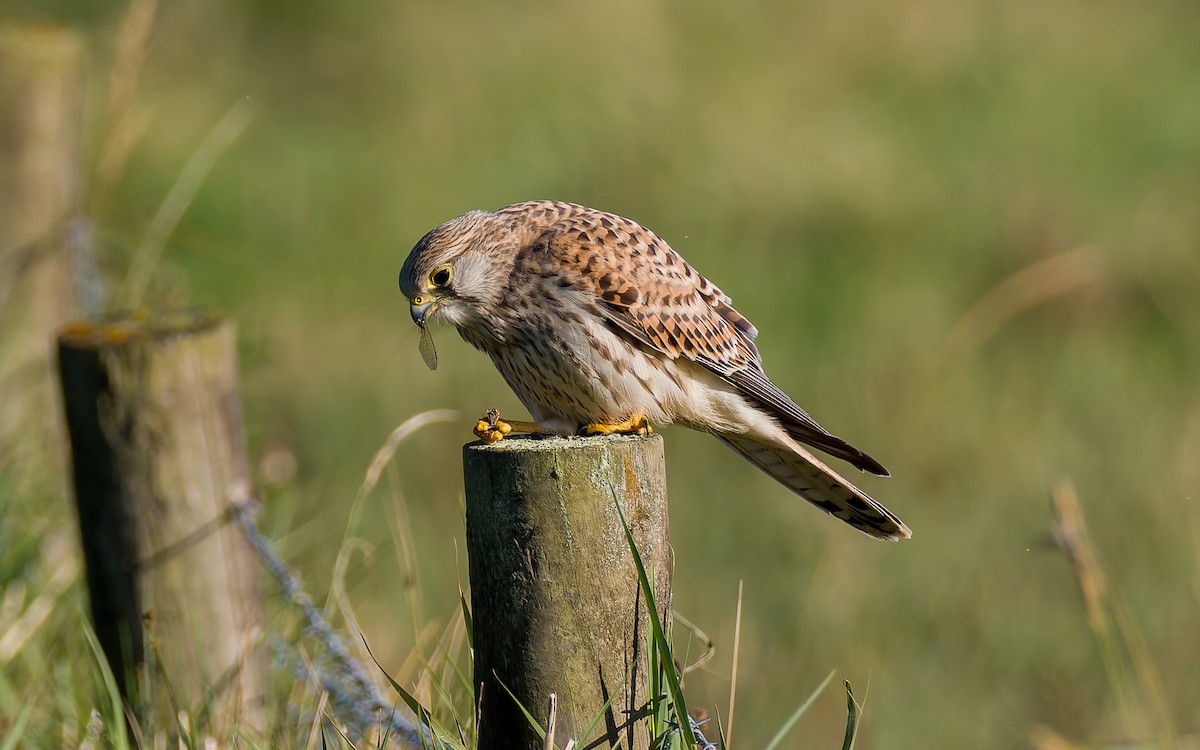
left=418, top=324, right=438, bottom=370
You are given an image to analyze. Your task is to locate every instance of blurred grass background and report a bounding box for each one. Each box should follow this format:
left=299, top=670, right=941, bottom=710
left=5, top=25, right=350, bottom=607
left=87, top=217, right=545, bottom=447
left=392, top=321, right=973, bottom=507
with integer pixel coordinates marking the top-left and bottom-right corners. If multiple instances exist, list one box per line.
left=3, top=0, right=1199, bottom=746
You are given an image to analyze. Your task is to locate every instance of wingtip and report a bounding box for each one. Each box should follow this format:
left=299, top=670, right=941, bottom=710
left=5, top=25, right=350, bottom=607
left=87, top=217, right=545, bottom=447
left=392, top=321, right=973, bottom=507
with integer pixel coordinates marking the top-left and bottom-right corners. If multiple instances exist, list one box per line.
left=855, top=453, right=890, bottom=477
left=870, top=523, right=912, bottom=542
left=858, top=511, right=911, bottom=541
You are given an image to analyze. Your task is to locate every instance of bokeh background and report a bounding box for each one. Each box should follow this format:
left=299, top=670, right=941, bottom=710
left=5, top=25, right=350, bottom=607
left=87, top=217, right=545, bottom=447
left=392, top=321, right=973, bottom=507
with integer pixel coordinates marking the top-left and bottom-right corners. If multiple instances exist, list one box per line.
left=4, top=0, right=1199, bottom=747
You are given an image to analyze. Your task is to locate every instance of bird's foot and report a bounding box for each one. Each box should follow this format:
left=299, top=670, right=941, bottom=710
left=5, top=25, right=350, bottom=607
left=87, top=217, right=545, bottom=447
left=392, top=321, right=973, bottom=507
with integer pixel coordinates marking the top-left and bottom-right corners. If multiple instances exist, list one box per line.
left=473, top=409, right=512, bottom=444
left=473, top=409, right=553, bottom=444
left=582, top=413, right=653, bottom=437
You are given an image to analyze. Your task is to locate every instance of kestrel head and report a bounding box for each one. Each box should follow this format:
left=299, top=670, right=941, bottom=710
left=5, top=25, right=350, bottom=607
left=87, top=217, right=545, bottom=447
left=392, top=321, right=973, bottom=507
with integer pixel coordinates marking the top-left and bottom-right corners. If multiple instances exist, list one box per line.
left=399, top=210, right=511, bottom=330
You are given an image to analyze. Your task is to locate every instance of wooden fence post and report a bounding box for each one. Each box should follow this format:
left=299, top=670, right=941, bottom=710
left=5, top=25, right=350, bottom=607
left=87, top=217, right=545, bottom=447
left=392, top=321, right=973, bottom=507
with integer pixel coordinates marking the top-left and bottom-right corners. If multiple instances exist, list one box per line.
left=0, top=26, right=84, bottom=469
left=464, top=434, right=672, bottom=750
left=57, top=310, right=265, bottom=737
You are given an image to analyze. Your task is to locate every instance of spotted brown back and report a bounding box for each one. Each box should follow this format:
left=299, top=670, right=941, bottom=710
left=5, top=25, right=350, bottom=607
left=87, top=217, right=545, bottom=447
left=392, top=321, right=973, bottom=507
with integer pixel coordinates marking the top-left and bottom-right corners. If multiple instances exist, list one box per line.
left=501, top=201, right=760, bottom=372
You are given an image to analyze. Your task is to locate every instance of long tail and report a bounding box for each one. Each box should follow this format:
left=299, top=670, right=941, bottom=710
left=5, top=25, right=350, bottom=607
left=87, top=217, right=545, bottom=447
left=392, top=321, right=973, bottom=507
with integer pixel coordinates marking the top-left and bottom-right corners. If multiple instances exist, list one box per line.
left=717, top=433, right=911, bottom=541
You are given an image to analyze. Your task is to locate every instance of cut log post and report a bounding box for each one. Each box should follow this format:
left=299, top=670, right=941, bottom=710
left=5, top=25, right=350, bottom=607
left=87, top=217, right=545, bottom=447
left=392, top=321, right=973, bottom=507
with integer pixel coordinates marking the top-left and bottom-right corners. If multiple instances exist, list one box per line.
left=0, top=25, right=84, bottom=470
left=57, top=310, right=265, bottom=736
left=464, top=434, right=672, bottom=750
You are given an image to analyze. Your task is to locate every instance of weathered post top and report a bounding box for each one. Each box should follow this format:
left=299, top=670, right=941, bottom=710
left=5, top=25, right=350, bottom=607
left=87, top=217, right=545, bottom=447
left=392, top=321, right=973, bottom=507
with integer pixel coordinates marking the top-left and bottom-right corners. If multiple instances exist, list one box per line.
left=58, top=307, right=225, bottom=345
left=464, top=433, right=671, bottom=750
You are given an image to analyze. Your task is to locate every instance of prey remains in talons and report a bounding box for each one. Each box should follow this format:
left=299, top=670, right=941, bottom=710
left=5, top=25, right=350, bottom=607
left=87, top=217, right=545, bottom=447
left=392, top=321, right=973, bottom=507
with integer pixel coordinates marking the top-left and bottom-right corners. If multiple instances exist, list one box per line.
left=582, top=413, right=653, bottom=437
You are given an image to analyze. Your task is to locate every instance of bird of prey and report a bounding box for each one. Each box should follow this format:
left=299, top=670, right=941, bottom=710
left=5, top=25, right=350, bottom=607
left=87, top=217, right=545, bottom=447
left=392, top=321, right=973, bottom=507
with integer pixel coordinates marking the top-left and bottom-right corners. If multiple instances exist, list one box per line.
left=399, top=201, right=910, bottom=540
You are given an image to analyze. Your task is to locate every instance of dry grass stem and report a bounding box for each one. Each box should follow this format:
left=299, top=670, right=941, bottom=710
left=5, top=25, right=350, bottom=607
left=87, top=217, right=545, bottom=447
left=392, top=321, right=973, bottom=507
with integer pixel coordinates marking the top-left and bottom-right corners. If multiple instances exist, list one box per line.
left=935, top=248, right=1104, bottom=371
left=1051, top=480, right=1177, bottom=749
left=98, top=0, right=157, bottom=185
left=0, top=534, right=77, bottom=663
left=116, top=97, right=258, bottom=308
left=543, top=692, right=557, bottom=750
left=726, top=578, right=744, bottom=749
left=671, top=610, right=715, bottom=675
left=361, top=410, right=459, bottom=494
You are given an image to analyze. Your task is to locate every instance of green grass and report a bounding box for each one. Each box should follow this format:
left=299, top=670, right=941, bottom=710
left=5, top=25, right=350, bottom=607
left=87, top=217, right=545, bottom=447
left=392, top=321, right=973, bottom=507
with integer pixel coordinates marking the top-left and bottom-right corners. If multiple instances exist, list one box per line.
left=3, top=0, right=1200, bottom=746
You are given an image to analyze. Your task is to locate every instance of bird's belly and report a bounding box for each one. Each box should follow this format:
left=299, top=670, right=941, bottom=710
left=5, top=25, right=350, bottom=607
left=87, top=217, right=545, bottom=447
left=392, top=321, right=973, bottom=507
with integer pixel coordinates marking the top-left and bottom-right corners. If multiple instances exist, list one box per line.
left=467, top=317, right=765, bottom=435
left=484, top=322, right=674, bottom=429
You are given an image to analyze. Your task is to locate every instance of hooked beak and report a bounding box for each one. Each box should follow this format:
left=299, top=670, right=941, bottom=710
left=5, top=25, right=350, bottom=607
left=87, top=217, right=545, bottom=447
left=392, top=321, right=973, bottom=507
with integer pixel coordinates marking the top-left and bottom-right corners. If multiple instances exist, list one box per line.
left=409, top=297, right=436, bottom=327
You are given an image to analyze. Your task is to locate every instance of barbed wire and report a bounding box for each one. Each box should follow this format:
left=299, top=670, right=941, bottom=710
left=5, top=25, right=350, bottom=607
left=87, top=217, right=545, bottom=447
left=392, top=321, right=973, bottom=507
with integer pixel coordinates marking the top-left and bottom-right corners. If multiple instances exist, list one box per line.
left=231, top=499, right=443, bottom=749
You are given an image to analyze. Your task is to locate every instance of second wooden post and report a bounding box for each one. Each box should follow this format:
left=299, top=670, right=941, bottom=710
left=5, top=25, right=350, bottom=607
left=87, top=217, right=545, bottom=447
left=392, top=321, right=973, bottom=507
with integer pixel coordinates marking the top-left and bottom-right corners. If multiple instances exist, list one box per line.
left=58, top=310, right=265, bottom=737
left=464, top=434, right=671, bottom=750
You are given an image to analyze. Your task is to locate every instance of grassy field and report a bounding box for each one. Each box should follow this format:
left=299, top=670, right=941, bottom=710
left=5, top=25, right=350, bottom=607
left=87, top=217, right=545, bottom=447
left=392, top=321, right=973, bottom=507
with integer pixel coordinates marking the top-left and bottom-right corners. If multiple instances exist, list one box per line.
left=3, top=0, right=1199, bottom=746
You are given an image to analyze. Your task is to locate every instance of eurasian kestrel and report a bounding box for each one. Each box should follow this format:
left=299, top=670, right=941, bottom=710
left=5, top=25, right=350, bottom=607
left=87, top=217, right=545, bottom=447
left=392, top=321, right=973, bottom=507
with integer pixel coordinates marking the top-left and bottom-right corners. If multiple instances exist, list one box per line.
left=399, top=201, right=910, bottom=540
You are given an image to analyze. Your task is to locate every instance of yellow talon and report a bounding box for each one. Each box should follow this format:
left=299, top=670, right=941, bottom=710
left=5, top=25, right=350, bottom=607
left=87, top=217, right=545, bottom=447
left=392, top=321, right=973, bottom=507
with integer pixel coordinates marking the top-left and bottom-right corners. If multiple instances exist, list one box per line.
left=473, top=409, right=513, bottom=444
left=583, top=413, right=653, bottom=437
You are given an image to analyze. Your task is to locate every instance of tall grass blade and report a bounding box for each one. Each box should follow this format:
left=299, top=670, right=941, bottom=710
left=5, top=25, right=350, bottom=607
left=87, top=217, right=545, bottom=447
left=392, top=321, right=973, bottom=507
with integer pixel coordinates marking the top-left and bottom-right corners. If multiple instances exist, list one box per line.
left=494, top=675, right=547, bottom=741
left=761, top=669, right=835, bottom=750
left=145, top=619, right=195, bottom=750
left=612, top=490, right=694, bottom=750
left=1051, top=480, right=1177, bottom=747
left=574, top=673, right=622, bottom=747
left=0, top=687, right=37, bottom=750
left=671, top=609, right=714, bottom=675
left=725, top=579, right=743, bottom=747
left=360, top=634, right=463, bottom=750
left=458, top=587, right=473, bottom=652
left=81, top=621, right=134, bottom=750
left=840, top=680, right=861, bottom=750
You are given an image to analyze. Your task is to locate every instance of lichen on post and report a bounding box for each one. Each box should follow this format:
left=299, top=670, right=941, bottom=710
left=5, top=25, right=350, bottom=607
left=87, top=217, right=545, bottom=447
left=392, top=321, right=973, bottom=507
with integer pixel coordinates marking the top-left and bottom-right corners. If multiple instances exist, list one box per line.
left=57, top=309, right=265, bottom=735
left=463, top=433, right=671, bottom=750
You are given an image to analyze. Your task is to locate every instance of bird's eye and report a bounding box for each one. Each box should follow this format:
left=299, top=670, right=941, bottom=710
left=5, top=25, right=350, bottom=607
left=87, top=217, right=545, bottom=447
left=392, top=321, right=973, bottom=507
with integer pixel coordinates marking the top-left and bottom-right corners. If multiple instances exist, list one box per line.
left=430, top=265, right=453, bottom=288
